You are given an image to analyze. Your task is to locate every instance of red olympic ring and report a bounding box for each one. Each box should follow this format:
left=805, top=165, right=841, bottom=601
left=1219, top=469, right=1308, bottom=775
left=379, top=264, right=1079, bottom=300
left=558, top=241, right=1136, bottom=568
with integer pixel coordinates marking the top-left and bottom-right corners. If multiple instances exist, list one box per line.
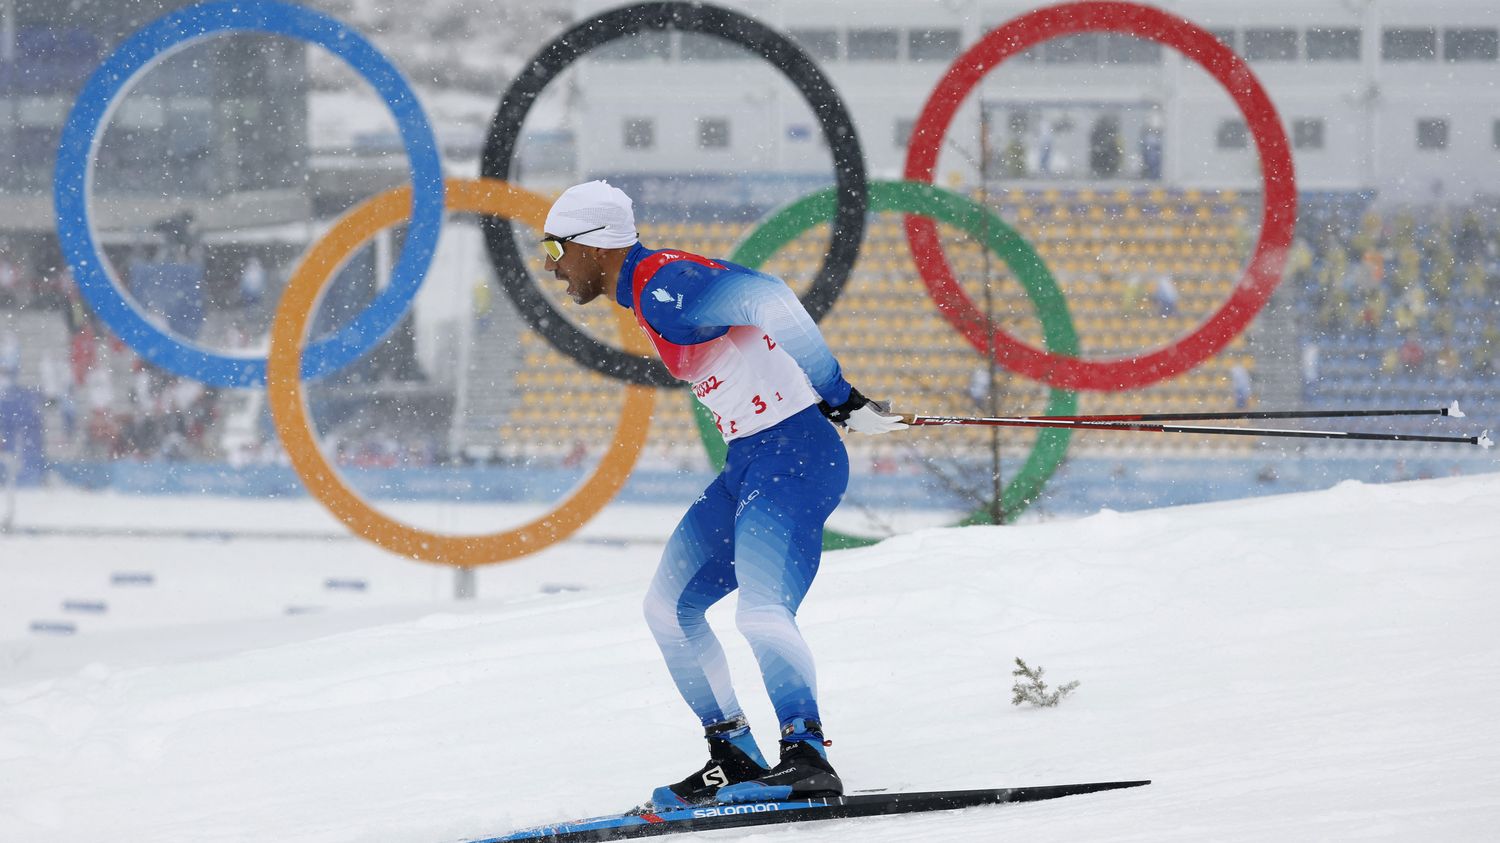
left=903, top=0, right=1297, bottom=391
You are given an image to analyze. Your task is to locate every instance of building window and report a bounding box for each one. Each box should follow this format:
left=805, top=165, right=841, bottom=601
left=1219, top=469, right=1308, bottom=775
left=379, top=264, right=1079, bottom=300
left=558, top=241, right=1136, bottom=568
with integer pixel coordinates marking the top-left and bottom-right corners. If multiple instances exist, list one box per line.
left=1243, top=28, right=1298, bottom=61
left=623, top=118, right=654, bottom=150
left=1103, top=33, right=1162, bottom=64
left=1216, top=119, right=1249, bottom=150
left=593, top=31, right=671, bottom=62
left=1383, top=28, right=1437, bottom=61
left=1445, top=28, right=1499, bottom=62
left=698, top=117, right=730, bottom=149
left=1494, top=118, right=1500, bottom=150
left=848, top=28, right=899, bottom=61
left=1306, top=28, right=1361, bottom=61
left=1416, top=118, right=1449, bottom=150
left=679, top=33, right=746, bottom=61
left=788, top=28, right=840, bottom=62
left=1042, top=34, right=1098, bottom=63
left=909, top=28, right=961, bottom=62
left=1028, top=33, right=1160, bottom=64
left=894, top=118, right=915, bottom=148
left=1293, top=118, right=1325, bottom=150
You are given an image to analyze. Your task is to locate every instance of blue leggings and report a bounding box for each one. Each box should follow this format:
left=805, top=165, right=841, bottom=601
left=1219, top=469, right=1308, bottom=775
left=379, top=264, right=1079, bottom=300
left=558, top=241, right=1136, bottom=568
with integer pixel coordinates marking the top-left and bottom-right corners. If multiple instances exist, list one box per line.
left=643, top=406, right=849, bottom=731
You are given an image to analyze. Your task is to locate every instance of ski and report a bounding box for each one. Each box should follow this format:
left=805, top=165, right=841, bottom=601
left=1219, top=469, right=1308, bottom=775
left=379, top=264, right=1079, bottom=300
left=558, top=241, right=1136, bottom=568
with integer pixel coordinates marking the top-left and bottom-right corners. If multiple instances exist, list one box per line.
left=474, top=780, right=1150, bottom=842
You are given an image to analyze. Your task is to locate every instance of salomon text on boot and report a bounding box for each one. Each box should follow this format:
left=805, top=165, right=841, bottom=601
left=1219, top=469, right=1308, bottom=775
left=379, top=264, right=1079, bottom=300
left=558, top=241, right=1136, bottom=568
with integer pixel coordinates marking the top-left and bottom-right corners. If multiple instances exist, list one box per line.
left=649, top=718, right=770, bottom=808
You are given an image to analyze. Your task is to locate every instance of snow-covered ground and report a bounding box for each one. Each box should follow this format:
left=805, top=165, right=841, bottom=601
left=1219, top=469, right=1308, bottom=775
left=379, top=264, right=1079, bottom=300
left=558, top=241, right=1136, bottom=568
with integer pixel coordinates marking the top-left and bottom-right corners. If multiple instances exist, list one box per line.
left=3, top=474, right=1500, bottom=841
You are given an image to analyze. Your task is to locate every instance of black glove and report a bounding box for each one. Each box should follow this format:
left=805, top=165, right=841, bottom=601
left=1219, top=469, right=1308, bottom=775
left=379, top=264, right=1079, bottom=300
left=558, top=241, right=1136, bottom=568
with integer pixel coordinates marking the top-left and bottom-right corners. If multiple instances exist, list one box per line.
left=819, top=388, right=907, bottom=434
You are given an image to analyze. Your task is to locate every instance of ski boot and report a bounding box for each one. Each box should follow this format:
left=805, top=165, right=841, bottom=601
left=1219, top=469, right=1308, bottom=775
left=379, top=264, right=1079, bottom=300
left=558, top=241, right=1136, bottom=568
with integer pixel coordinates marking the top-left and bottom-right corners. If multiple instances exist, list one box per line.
left=714, top=717, right=842, bottom=803
left=649, top=718, right=770, bottom=808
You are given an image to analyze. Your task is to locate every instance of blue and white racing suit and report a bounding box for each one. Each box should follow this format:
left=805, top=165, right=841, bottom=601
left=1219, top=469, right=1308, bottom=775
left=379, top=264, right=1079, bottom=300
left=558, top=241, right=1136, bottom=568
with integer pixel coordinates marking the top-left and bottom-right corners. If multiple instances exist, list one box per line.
left=621, top=243, right=851, bottom=733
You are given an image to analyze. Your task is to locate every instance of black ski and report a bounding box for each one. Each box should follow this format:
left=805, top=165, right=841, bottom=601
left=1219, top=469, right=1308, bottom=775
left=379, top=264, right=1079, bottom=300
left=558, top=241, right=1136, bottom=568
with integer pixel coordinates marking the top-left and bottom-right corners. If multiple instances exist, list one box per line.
left=477, top=779, right=1151, bottom=841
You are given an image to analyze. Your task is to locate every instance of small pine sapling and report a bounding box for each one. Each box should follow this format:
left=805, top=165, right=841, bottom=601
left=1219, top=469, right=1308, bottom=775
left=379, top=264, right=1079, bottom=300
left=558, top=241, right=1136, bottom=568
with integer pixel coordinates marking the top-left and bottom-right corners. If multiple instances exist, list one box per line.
left=1011, top=657, right=1080, bottom=708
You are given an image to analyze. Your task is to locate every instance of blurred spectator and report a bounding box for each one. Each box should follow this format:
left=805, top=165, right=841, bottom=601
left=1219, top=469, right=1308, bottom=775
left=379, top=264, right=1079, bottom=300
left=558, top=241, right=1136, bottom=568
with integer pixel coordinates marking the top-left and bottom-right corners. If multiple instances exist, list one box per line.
left=61, top=276, right=98, bottom=336
left=0, top=331, right=18, bottom=376
left=1392, top=284, right=1427, bottom=333
left=561, top=439, right=588, bottom=468
left=1354, top=287, right=1385, bottom=335
left=999, top=134, right=1028, bottom=179
left=1460, top=261, right=1486, bottom=299
left=83, top=365, right=118, bottom=459
left=1139, top=114, right=1163, bottom=180
left=1300, top=343, right=1320, bottom=385
left=1316, top=284, right=1347, bottom=333
left=1457, top=211, right=1485, bottom=263
left=967, top=365, right=991, bottom=410
left=1152, top=274, right=1178, bottom=317
left=1380, top=347, right=1400, bottom=375
left=38, top=352, right=75, bottom=444
left=69, top=327, right=97, bottom=387
left=1314, top=244, right=1348, bottom=330
left=1036, top=119, right=1056, bottom=176
left=1342, top=247, right=1373, bottom=295
left=1360, top=248, right=1385, bottom=290
left=1431, top=308, right=1456, bottom=343
left=1434, top=342, right=1461, bottom=378
left=1121, top=272, right=1148, bottom=310
left=239, top=256, right=267, bottom=310
left=1393, top=243, right=1421, bottom=294
left=473, top=276, right=493, bottom=331
left=1230, top=363, right=1253, bottom=410
left=34, top=263, right=72, bottom=311
left=1088, top=114, right=1121, bottom=179
left=1397, top=333, right=1426, bottom=373
left=0, top=252, right=21, bottom=308
left=1429, top=239, right=1456, bottom=302
left=1474, top=320, right=1500, bottom=376
left=1287, top=236, right=1314, bottom=287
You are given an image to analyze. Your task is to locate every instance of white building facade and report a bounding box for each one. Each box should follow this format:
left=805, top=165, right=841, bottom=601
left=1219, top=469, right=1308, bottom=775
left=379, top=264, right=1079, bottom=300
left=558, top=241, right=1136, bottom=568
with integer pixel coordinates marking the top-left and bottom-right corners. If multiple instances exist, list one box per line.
left=563, top=0, right=1500, bottom=204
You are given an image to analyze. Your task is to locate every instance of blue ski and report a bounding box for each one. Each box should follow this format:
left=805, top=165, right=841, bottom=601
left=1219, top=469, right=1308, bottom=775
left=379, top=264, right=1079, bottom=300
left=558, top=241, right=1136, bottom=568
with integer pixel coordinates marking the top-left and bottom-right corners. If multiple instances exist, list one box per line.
left=474, top=780, right=1150, bottom=841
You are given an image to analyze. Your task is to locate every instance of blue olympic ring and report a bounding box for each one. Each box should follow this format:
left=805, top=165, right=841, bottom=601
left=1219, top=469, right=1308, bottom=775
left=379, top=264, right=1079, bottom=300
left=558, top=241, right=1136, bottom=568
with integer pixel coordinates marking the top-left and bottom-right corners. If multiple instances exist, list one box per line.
left=53, top=0, right=444, bottom=387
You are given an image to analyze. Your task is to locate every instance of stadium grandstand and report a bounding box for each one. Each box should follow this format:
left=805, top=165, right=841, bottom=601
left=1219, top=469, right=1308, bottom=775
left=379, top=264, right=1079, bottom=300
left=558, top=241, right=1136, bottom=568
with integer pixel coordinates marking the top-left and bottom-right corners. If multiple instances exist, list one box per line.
left=2, top=0, right=1497, bottom=523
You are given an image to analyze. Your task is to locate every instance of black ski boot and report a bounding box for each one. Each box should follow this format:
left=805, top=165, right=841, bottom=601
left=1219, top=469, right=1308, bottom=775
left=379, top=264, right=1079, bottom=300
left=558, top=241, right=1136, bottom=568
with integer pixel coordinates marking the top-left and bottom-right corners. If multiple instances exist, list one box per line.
left=649, top=718, right=770, bottom=808
left=715, top=717, right=842, bottom=803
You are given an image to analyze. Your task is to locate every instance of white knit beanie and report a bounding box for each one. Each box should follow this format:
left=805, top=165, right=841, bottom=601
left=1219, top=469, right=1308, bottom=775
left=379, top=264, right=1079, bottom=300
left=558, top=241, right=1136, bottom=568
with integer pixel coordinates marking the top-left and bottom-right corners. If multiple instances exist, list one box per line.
left=544, top=180, right=639, bottom=249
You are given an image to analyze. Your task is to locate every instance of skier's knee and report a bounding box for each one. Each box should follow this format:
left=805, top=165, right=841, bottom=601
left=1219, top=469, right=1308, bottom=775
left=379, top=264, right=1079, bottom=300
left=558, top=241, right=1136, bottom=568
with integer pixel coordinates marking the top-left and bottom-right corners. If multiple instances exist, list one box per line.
left=642, top=590, right=676, bottom=640
left=735, top=600, right=795, bottom=641
left=644, top=589, right=707, bottom=643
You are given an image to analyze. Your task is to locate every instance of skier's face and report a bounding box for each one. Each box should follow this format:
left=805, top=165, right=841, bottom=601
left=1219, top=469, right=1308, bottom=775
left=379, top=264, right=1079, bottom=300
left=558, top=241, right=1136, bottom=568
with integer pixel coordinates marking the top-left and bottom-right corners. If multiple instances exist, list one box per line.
left=542, top=233, right=608, bottom=305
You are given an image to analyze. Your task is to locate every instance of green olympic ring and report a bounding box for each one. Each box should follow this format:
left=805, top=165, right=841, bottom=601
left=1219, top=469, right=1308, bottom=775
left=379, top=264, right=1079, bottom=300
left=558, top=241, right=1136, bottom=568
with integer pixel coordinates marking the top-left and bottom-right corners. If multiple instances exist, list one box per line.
left=691, top=180, right=1080, bottom=547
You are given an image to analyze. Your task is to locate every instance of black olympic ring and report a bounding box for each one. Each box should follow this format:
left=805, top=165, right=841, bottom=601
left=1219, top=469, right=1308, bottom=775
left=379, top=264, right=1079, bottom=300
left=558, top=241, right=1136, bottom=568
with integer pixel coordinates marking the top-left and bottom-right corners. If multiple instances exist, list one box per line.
left=480, top=1, right=870, bottom=387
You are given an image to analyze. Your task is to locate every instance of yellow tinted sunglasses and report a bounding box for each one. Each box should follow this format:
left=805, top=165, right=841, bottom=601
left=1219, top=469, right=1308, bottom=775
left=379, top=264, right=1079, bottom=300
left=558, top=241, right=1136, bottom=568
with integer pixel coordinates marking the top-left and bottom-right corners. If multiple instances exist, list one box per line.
left=540, top=224, right=607, bottom=261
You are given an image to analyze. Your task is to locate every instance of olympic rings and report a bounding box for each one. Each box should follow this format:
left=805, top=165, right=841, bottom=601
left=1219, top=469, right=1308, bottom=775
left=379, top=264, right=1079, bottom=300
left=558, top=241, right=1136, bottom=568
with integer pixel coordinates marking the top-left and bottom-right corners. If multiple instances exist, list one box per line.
left=707, top=180, right=1079, bottom=542
left=480, top=1, right=869, bottom=388
left=267, top=179, right=656, bottom=566
left=56, top=0, right=1302, bottom=564
left=902, top=0, right=1297, bottom=392
left=54, top=0, right=444, bottom=388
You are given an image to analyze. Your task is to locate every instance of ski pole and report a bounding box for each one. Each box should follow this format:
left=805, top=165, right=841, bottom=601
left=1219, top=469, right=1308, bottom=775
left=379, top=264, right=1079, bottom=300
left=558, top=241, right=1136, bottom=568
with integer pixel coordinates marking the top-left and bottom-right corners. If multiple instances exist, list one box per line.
left=897, top=413, right=1494, bottom=448
left=1017, top=400, right=1465, bottom=425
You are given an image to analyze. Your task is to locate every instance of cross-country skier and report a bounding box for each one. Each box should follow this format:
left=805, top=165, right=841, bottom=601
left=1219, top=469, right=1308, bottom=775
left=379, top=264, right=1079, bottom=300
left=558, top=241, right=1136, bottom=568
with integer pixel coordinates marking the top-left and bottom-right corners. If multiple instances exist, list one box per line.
left=540, top=181, right=906, bottom=807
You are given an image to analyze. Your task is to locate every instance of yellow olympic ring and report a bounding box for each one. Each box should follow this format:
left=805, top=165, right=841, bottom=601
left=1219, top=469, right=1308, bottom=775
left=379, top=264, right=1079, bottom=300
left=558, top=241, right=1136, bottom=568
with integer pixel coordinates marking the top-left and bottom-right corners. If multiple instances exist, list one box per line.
left=267, top=178, right=656, bottom=566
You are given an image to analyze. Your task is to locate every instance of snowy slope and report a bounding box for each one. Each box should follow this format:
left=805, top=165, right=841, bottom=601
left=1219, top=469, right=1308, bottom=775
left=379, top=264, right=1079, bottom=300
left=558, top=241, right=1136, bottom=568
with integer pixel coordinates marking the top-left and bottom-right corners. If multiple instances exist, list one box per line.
left=3, top=474, right=1500, bottom=841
